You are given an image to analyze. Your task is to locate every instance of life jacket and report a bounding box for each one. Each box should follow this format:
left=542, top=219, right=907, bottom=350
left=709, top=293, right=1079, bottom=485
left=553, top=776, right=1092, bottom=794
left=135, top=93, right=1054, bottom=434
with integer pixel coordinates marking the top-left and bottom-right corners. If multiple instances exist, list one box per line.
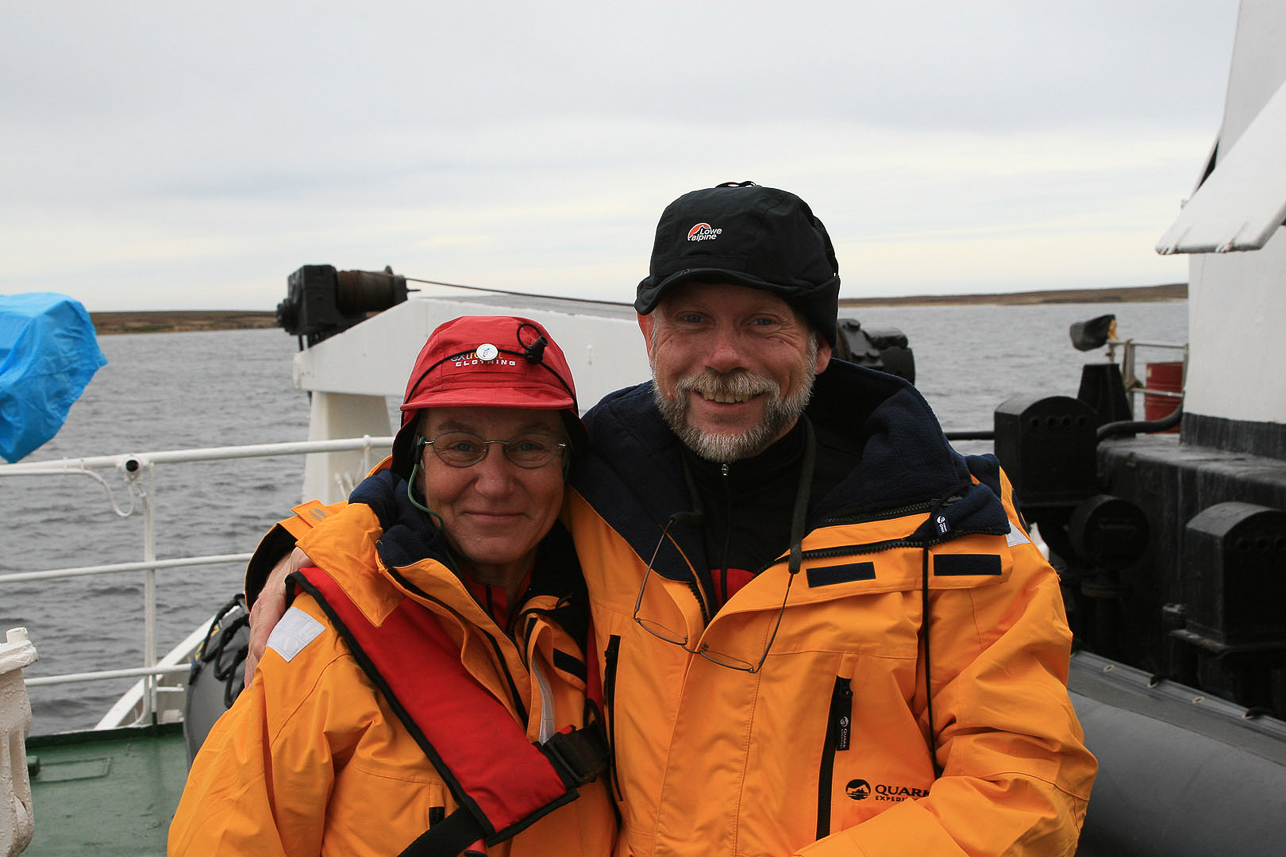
left=290, top=565, right=610, bottom=857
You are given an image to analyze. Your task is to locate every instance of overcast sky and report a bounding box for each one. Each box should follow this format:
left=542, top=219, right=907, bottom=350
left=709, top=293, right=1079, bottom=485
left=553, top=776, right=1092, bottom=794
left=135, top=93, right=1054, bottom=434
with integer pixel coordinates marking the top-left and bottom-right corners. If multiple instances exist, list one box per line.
left=1, top=1, right=1241, bottom=311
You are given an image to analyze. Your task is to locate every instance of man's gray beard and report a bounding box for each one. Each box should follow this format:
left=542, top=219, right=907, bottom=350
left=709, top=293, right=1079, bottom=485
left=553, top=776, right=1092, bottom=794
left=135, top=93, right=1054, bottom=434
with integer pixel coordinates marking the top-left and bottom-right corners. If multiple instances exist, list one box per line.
left=652, top=342, right=818, bottom=464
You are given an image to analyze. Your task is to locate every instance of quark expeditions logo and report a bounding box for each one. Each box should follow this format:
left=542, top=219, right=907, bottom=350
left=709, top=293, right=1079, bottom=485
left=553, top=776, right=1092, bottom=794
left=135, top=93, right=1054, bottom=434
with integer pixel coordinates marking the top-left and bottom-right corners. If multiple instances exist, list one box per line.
left=686, top=222, right=722, bottom=242
left=845, top=779, right=929, bottom=803
left=452, top=342, right=516, bottom=368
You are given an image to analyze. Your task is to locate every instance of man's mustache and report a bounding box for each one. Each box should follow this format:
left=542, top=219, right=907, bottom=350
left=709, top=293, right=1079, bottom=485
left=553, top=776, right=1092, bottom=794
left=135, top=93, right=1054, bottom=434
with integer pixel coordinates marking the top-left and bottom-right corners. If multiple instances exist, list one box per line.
left=672, top=369, right=780, bottom=404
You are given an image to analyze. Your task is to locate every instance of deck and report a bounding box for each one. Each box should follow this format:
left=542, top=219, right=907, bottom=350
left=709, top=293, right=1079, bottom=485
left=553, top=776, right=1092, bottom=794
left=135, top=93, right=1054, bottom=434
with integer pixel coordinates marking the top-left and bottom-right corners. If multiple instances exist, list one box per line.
left=24, top=723, right=187, bottom=856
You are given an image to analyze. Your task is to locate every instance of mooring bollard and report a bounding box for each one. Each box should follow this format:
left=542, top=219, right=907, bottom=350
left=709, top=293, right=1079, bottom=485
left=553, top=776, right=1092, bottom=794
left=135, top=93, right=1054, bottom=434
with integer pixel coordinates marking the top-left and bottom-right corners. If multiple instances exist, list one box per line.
left=0, top=628, right=39, bottom=857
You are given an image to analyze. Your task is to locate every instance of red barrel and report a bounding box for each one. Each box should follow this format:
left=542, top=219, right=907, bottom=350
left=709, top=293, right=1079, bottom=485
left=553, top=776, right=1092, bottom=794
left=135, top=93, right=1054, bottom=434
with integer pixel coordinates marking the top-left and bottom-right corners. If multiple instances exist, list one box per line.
left=1144, top=362, right=1184, bottom=432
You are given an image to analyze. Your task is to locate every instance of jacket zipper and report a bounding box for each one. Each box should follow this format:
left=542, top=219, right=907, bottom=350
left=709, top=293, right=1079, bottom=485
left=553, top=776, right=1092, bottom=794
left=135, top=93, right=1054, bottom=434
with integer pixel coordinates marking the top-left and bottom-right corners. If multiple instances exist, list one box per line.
left=816, top=676, right=853, bottom=839
left=751, top=526, right=1000, bottom=577
left=603, top=634, right=623, bottom=802
left=717, top=463, right=731, bottom=608
left=751, top=492, right=1007, bottom=575
left=680, top=463, right=728, bottom=623
left=812, top=490, right=978, bottom=532
left=802, top=527, right=994, bottom=560
left=818, top=499, right=937, bottom=527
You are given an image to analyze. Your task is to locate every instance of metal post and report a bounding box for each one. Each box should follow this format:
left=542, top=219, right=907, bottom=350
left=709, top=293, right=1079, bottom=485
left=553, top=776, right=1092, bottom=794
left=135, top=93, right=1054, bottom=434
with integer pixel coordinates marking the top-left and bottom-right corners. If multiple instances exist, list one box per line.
left=1122, top=341, right=1137, bottom=417
left=141, top=461, right=157, bottom=723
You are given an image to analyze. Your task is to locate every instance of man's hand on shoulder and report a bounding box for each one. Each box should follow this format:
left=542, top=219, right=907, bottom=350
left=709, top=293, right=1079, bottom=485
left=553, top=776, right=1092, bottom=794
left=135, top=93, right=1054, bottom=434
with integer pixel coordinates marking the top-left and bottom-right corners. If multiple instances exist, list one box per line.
left=244, top=547, right=310, bottom=686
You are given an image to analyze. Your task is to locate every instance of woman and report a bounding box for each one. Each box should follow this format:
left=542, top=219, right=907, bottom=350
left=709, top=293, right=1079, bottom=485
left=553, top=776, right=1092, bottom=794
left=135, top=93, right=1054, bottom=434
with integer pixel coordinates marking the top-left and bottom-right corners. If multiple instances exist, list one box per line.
left=169, top=316, right=615, bottom=857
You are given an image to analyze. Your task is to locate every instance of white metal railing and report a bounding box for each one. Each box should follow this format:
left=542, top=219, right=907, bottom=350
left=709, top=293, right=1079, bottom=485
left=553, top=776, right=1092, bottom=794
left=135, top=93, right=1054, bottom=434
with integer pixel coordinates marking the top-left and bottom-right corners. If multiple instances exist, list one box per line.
left=1104, top=338, right=1189, bottom=415
left=23, top=663, right=194, bottom=686
left=0, top=435, right=392, bottom=724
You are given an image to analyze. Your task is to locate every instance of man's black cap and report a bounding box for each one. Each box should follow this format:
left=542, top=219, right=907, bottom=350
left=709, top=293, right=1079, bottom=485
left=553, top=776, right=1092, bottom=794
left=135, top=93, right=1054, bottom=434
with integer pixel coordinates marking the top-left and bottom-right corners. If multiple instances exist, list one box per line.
left=635, top=182, right=841, bottom=346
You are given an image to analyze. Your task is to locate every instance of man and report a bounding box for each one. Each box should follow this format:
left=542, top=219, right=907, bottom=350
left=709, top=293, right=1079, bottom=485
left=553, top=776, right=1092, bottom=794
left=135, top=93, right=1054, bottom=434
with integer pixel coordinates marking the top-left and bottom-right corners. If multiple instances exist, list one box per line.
left=248, top=182, right=1095, bottom=856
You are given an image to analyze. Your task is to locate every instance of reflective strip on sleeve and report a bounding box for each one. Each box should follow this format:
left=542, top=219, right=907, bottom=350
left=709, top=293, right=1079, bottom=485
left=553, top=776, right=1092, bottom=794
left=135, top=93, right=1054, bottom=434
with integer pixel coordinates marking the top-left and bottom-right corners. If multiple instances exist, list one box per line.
left=265, top=606, right=325, bottom=662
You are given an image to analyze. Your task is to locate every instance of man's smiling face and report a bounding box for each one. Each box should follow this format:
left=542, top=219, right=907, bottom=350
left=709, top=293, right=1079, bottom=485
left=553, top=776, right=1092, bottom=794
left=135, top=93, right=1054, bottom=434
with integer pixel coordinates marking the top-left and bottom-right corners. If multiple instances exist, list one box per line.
left=639, top=281, right=831, bottom=463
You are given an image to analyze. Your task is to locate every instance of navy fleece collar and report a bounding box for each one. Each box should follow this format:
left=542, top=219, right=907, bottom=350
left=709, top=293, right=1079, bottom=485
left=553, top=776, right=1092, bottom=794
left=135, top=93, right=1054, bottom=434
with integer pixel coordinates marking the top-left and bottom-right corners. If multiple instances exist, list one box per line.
left=573, top=359, right=1010, bottom=566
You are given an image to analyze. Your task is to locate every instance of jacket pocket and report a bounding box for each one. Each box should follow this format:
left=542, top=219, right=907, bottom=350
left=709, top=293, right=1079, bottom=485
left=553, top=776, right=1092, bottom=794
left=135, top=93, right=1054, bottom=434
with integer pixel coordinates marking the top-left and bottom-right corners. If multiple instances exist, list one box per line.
left=603, top=634, right=622, bottom=802
left=816, top=675, right=853, bottom=839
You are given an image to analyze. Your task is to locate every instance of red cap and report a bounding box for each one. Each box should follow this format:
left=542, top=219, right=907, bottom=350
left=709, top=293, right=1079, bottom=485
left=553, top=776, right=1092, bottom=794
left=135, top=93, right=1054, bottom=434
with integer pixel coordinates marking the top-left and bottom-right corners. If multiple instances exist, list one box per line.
left=391, top=316, right=582, bottom=478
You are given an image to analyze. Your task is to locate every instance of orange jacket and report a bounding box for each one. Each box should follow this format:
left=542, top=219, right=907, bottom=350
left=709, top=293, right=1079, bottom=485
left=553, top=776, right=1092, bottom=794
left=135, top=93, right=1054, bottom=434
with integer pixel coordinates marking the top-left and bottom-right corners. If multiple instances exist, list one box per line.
left=567, top=366, right=1096, bottom=857
left=170, top=469, right=615, bottom=857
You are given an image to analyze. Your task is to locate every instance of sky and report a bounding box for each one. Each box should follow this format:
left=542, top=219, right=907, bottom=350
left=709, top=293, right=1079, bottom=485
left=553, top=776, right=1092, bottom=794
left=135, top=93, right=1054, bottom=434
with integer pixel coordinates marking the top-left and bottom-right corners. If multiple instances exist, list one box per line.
left=1, top=1, right=1242, bottom=311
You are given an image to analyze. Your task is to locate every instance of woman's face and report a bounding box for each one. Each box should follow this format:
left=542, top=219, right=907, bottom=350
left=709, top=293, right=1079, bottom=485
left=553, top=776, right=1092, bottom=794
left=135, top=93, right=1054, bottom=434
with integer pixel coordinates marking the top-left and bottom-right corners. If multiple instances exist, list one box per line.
left=418, top=407, right=566, bottom=585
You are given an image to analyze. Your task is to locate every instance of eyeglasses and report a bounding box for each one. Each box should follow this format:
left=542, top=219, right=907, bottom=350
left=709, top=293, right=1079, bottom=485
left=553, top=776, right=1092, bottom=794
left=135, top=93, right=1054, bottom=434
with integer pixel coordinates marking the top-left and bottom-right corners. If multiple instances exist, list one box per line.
left=631, top=518, right=796, bottom=673
left=423, top=431, right=566, bottom=469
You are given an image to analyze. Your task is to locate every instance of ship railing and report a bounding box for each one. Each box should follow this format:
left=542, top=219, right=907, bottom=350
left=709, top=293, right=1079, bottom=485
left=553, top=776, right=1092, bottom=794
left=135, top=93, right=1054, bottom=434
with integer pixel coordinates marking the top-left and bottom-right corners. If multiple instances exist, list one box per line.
left=1105, top=337, right=1189, bottom=415
left=0, top=435, right=393, bottom=727
left=940, top=337, right=1188, bottom=444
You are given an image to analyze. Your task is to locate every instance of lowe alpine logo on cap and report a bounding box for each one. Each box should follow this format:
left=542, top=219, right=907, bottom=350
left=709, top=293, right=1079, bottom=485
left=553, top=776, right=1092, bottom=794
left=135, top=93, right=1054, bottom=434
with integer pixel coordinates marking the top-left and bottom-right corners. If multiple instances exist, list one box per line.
left=686, top=222, right=722, bottom=242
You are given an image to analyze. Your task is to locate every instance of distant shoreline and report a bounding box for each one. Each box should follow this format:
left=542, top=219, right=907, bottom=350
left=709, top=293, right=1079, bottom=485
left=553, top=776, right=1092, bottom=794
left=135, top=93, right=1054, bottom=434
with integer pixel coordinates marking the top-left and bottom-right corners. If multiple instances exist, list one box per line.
left=838, top=282, right=1186, bottom=308
left=90, top=283, right=1186, bottom=335
left=90, top=310, right=281, bottom=336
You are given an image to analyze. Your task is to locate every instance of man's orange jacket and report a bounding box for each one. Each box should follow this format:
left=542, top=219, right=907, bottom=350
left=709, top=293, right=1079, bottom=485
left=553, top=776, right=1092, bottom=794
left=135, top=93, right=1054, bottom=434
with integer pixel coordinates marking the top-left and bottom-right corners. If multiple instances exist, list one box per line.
left=565, top=362, right=1096, bottom=857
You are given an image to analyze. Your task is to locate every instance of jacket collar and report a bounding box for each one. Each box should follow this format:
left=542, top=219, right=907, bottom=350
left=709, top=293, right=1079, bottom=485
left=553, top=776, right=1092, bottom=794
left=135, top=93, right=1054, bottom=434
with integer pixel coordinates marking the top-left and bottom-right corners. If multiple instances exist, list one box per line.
left=573, top=360, right=1009, bottom=575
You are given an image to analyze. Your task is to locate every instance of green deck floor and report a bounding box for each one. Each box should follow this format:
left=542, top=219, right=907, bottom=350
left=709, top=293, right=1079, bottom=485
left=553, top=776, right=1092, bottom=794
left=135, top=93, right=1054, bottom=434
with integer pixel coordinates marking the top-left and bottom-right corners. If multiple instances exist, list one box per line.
left=24, top=723, right=188, bottom=856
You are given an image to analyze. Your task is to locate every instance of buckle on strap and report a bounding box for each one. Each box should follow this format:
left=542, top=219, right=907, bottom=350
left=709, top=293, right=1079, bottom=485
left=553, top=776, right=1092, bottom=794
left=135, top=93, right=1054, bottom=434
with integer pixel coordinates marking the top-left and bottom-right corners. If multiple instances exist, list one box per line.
left=541, top=726, right=610, bottom=787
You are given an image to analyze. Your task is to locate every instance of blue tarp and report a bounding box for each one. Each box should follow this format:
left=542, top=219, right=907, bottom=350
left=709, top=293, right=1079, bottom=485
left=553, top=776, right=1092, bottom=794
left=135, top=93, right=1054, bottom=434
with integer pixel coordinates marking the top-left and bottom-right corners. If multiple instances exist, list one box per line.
left=0, top=293, right=107, bottom=462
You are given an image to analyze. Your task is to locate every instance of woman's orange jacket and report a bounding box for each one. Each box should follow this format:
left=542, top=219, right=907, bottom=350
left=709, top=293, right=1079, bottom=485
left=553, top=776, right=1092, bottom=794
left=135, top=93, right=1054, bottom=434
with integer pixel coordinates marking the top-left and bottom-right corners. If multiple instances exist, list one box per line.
left=169, top=470, right=615, bottom=857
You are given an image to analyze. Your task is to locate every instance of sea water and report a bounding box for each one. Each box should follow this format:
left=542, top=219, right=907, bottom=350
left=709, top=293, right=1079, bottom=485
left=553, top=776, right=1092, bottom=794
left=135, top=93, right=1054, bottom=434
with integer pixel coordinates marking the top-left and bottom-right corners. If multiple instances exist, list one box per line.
left=0, top=301, right=1187, bottom=734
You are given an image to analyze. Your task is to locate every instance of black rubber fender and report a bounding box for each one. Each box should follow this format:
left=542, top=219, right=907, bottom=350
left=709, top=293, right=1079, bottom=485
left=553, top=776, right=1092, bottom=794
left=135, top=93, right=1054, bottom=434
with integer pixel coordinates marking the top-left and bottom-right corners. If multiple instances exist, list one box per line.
left=183, top=595, right=249, bottom=766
